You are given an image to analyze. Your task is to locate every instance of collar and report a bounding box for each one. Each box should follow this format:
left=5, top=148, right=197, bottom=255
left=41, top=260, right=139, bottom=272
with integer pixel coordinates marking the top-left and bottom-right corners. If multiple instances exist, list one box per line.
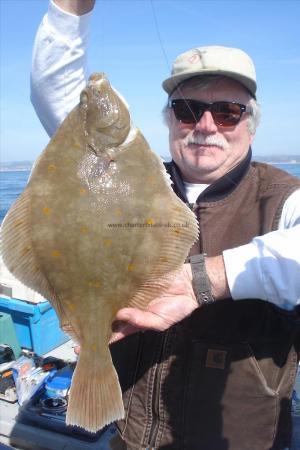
left=164, top=147, right=252, bottom=203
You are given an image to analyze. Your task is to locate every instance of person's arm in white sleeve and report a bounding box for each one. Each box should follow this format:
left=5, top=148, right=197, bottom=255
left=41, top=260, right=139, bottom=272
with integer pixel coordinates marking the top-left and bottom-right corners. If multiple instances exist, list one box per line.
left=222, top=188, right=300, bottom=310
left=30, top=0, right=95, bottom=137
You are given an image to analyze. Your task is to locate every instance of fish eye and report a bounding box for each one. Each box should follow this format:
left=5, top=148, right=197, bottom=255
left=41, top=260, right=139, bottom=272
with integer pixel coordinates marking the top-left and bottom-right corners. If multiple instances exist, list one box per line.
left=80, top=91, right=89, bottom=107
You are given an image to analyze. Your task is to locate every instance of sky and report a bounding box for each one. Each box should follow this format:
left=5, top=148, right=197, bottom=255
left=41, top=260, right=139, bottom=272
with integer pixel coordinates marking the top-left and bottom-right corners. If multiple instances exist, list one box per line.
left=1, top=0, right=300, bottom=163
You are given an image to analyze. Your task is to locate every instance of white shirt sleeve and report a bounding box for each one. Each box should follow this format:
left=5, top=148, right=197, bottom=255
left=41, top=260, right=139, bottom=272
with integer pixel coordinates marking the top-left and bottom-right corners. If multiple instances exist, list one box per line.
left=30, top=0, right=93, bottom=137
left=223, top=188, right=300, bottom=310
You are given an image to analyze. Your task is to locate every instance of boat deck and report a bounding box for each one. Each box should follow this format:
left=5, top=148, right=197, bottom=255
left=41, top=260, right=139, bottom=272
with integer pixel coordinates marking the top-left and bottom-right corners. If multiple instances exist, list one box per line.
left=0, top=341, right=119, bottom=449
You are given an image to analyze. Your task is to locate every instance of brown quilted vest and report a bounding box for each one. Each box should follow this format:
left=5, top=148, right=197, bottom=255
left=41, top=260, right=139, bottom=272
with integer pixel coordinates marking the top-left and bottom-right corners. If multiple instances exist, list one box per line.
left=110, top=157, right=300, bottom=450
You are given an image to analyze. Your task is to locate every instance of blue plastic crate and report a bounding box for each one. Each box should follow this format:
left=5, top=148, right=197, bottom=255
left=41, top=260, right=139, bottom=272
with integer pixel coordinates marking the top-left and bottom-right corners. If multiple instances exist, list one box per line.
left=0, top=296, right=69, bottom=355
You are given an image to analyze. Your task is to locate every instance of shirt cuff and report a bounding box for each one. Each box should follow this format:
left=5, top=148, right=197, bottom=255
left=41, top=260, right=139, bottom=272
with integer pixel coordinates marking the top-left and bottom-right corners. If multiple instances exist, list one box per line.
left=223, top=243, right=266, bottom=300
left=46, top=0, right=93, bottom=41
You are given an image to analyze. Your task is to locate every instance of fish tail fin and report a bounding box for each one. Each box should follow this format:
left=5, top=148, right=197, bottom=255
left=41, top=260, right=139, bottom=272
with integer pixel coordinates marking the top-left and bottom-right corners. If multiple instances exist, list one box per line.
left=66, top=347, right=124, bottom=433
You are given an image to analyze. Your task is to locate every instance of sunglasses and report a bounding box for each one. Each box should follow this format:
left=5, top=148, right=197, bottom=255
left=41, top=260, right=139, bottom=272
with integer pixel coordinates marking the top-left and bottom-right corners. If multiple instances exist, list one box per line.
left=169, top=99, right=250, bottom=127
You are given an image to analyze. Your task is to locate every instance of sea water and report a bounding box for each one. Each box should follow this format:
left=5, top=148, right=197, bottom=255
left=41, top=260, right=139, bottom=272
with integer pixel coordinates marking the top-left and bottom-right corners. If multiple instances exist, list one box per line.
left=0, top=170, right=31, bottom=223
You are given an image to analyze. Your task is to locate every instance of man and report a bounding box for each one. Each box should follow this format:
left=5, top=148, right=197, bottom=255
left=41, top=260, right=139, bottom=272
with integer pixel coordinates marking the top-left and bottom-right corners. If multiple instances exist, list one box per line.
left=31, top=1, right=300, bottom=449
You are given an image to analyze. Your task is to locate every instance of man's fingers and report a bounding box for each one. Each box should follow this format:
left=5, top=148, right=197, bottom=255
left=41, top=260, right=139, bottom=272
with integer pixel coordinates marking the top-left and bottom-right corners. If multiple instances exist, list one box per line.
left=114, top=307, right=168, bottom=331
left=74, top=345, right=81, bottom=355
left=110, top=318, right=143, bottom=343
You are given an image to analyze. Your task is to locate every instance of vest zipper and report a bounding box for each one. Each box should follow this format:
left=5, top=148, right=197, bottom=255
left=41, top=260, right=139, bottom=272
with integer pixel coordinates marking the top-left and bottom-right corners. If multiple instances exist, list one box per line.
left=147, top=330, right=170, bottom=448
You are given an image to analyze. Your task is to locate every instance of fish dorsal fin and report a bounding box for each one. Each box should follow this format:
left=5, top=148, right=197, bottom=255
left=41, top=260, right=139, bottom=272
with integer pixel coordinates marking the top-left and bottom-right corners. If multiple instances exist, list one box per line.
left=129, top=203, right=198, bottom=309
left=1, top=189, right=74, bottom=335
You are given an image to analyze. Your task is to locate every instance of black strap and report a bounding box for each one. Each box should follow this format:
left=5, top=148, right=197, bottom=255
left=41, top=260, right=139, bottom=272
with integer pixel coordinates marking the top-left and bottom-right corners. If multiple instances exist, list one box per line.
left=186, top=254, right=215, bottom=306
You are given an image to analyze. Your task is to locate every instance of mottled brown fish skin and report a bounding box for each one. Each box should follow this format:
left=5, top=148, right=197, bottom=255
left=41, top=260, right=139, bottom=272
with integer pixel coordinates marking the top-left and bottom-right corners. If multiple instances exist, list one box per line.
left=1, top=73, right=198, bottom=432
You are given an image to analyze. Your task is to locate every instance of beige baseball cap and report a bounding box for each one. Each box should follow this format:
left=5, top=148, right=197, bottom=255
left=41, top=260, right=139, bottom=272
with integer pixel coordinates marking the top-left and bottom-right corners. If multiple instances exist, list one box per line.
left=162, top=46, right=257, bottom=97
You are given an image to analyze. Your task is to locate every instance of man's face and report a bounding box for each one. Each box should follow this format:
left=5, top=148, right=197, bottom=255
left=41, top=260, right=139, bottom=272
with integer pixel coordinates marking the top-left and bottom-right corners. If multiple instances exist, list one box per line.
left=168, top=78, right=255, bottom=183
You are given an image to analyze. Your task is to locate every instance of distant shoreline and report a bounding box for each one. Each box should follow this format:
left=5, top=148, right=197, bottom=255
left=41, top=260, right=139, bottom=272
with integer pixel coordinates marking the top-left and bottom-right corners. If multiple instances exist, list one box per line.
left=263, top=161, right=300, bottom=165
left=0, top=168, right=31, bottom=172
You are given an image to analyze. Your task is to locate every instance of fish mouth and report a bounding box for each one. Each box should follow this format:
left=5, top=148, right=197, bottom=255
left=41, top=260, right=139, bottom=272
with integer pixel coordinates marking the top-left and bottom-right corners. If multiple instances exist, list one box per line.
left=88, top=72, right=108, bottom=85
left=87, top=73, right=113, bottom=96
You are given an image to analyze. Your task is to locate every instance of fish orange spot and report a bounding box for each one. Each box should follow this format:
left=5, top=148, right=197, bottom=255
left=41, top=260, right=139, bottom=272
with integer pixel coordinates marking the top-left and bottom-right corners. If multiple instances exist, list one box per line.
left=159, top=256, right=168, bottom=263
left=79, top=187, right=88, bottom=196
left=90, top=343, right=97, bottom=352
left=42, top=207, right=52, bottom=216
left=173, top=229, right=181, bottom=235
left=147, top=175, right=156, bottom=184
left=66, top=301, right=76, bottom=312
left=146, top=218, right=154, bottom=225
left=51, top=249, right=62, bottom=258
left=87, top=279, right=102, bottom=289
left=80, top=226, right=89, bottom=234
left=103, top=239, right=112, bottom=247
left=13, top=219, right=24, bottom=227
left=127, top=263, right=135, bottom=272
left=114, top=208, right=122, bottom=217
left=21, top=246, right=31, bottom=256
left=73, top=142, right=81, bottom=149
left=47, top=164, right=56, bottom=173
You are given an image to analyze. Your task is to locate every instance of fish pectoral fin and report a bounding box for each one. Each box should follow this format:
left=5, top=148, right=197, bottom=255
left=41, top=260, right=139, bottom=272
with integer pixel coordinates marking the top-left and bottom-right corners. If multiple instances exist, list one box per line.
left=66, top=347, right=124, bottom=432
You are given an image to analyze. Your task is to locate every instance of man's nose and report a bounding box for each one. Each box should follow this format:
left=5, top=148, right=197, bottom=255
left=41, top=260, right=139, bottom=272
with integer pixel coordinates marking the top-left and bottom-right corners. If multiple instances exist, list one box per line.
left=194, top=110, right=218, bottom=133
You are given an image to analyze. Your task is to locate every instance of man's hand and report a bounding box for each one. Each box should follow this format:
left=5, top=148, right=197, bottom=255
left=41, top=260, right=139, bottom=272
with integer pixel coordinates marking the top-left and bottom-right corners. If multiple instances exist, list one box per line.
left=73, top=255, right=230, bottom=352
left=110, top=264, right=198, bottom=342
left=54, top=0, right=95, bottom=15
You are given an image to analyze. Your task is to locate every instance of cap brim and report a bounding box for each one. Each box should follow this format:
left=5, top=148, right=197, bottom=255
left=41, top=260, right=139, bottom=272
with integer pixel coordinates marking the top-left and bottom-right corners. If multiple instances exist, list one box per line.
left=162, top=69, right=256, bottom=98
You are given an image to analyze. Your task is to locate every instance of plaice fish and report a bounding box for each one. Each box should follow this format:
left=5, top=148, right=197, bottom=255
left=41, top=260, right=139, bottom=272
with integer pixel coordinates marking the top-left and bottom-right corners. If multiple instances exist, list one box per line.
left=1, top=73, right=198, bottom=432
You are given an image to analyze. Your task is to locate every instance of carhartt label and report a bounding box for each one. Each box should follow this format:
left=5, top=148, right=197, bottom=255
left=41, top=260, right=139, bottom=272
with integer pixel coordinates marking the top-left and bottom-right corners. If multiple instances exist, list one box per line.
left=206, top=349, right=227, bottom=369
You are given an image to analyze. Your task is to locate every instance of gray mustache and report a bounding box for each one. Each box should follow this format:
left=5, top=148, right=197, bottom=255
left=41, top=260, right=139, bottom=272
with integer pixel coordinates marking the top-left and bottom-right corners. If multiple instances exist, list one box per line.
left=184, top=134, right=229, bottom=150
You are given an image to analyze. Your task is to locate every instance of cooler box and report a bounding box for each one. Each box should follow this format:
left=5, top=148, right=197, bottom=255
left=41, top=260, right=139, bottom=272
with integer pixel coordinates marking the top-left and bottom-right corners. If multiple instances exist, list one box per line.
left=0, top=296, right=69, bottom=355
left=0, top=311, right=22, bottom=359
